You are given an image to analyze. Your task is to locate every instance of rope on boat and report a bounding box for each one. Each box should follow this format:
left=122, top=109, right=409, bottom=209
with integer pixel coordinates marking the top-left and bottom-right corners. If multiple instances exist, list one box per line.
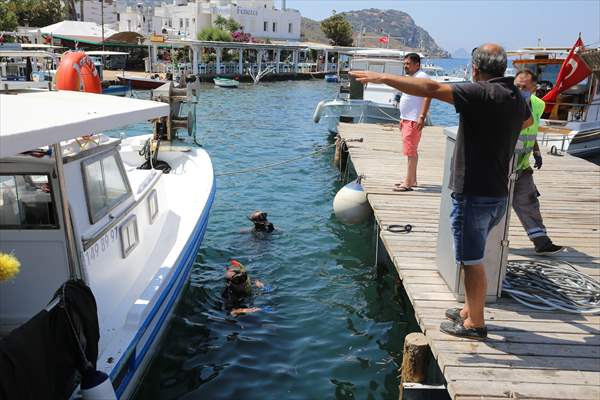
left=215, top=142, right=337, bottom=176
left=503, top=260, right=600, bottom=314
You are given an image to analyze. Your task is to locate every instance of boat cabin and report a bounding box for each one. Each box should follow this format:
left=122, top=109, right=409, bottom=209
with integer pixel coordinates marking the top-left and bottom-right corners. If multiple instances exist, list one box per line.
left=510, top=48, right=599, bottom=125
left=0, top=90, right=168, bottom=336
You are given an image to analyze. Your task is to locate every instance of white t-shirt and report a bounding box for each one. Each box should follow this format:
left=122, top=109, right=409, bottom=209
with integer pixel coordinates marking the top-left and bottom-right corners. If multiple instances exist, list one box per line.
left=399, top=70, right=429, bottom=122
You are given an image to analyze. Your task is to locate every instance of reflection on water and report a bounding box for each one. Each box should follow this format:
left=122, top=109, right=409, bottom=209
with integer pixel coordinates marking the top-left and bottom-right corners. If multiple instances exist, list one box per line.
left=132, top=80, right=419, bottom=400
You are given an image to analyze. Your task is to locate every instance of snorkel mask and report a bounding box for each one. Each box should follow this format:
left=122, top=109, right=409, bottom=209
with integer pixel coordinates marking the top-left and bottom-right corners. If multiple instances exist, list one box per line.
left=226, top=260, right=252, bottom=295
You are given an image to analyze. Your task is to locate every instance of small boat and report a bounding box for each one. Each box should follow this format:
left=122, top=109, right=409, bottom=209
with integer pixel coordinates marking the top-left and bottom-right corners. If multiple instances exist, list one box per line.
left=117, top=74, right=167, bottom=90
left=324, top=74, right=339, bottom=83
left=103, top=84, right=129, bottom=96
left=0, top=86, right=215, bottom=398
left=213, top=77, right=239, bottom=88
left=313, top=49, right=408, bottom=134
left=422, top=64, right=469, bottom=83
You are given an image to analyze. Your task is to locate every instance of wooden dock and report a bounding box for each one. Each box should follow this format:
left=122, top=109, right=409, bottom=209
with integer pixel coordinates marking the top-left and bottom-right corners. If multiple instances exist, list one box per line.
left=337, top=122, right=600, bottom=400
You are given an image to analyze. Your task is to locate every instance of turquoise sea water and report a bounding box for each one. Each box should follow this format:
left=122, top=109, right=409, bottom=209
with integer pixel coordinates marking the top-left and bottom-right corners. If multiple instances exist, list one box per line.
left=128, top=59, right=596, bottom=399
left=130, top=78, right=426, bottom=400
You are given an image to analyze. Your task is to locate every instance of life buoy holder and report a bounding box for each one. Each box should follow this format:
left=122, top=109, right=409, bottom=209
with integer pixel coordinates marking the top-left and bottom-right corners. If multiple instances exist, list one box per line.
left=55, top=51, right=102, bottom=94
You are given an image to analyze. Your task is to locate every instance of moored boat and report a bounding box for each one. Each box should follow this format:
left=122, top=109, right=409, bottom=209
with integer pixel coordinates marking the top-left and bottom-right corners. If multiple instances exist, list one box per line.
left=213, top=77, right=240, bottom=88
left=117, top=74, right=167, bottom=90
left=0, top=87, right=215, bottom=398
left=509, top=45, right=600, bottom=157
left=313, top=49, right=409, bottom=134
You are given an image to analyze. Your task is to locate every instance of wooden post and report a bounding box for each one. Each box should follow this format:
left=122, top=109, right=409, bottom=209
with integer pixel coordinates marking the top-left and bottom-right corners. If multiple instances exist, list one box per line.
left=400, top=332, right=429, bottom=400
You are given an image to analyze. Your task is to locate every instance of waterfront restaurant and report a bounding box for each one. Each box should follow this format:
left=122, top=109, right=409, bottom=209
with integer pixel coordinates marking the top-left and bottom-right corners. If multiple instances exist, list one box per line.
left=159, top=38, right=349, bottom=77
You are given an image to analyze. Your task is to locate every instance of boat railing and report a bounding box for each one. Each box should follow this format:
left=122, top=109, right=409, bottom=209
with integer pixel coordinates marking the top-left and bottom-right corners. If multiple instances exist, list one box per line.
left=544, top=101, right=600, bottom=123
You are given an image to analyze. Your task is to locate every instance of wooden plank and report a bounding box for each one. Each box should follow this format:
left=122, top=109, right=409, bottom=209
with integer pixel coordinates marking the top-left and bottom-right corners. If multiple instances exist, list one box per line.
left=449, top=381, right=600, bottom=400
left=338, top=122, right=600, bottom=400
left=444, top=366, right=600, bottom=385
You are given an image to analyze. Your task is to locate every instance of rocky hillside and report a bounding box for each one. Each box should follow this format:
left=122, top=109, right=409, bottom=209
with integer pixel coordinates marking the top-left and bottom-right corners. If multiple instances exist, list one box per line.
left=301, top=9, right=449, bottom=58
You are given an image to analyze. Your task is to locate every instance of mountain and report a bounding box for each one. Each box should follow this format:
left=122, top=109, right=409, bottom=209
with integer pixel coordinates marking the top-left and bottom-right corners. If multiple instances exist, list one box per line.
left=452, top=48, right=469, bottom=58
left=301, top=9, right=450, bottom=58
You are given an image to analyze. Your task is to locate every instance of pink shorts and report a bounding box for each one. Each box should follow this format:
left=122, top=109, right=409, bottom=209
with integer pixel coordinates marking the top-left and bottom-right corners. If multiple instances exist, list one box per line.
left=400, top=119, right=422, bottom=157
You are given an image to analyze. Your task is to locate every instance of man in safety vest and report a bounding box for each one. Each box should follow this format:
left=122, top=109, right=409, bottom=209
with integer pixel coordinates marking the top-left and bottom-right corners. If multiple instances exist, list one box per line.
left=513, top=70, right=563, bottom=255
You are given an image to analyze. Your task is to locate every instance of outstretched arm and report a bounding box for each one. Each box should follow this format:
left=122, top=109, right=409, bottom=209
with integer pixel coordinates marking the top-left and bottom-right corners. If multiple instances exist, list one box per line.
left=349, top=71, right=454, bottom=104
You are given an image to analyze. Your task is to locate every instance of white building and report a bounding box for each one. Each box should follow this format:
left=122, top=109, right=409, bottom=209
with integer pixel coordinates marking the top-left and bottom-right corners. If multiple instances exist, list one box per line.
left=118, top=3, right=163, bottom=35
left=73, top=0, right=118, bottom=28
left=116, top=0, right=300, bottom=41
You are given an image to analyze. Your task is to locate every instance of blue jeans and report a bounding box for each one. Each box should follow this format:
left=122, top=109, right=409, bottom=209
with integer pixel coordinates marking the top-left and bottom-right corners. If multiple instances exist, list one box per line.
left=450, top=192, right=507, bottom=265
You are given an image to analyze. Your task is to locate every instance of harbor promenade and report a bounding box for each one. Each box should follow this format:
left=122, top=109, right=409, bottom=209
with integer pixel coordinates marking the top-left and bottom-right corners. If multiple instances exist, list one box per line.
left=338, top=122, right=600, bottom=400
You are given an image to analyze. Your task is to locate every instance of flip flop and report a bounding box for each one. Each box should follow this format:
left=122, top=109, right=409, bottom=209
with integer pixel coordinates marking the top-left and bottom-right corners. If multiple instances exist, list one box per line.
left=395, top=183, right=418, bottom=188
left=393, top=186, right=413, bottom=192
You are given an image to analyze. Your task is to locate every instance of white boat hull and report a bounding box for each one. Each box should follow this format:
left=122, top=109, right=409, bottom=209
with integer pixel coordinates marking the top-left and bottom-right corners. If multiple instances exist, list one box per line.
left=313, top=99, right=400, bottom=134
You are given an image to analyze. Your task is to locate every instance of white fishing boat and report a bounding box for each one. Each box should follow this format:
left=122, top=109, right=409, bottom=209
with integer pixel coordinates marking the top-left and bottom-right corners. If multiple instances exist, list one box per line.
left=0, top=88, right=215, bottom=398
left=213, top=77, right=240, bottom=88
left=422, top=64, right=469, bottom=83
left=510, top=46, right=600, bottom=157
left=313, top=49, right=410, bottom=134
left=0, top=43, right=58, bottom=86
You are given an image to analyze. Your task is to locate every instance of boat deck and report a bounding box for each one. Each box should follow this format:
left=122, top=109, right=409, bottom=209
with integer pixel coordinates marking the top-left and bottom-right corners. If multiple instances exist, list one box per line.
left=337, top=122, right=600, bottom=400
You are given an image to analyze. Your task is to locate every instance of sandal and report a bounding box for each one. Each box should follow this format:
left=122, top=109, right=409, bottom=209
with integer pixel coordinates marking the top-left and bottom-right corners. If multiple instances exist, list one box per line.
left=393, top=186, right=413, bottom=192
left=440, top=320, right=487, bottom=340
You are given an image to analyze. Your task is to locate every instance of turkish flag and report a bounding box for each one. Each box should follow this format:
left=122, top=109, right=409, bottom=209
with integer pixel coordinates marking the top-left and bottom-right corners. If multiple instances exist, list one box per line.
left=542, top=37, right=592, bottom=112
left=378, top=36, right=389, bottom=44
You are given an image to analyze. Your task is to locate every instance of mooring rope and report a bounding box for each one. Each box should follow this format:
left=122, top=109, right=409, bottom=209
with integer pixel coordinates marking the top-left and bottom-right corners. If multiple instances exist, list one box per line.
left=215, top=143, right=337, bottom=176
left=503, top=260, right=600, bottom=314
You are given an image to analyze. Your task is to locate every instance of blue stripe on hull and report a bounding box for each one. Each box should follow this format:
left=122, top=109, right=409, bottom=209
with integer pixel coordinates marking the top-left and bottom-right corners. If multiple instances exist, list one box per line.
left=111, top=178, right=216, bottom=398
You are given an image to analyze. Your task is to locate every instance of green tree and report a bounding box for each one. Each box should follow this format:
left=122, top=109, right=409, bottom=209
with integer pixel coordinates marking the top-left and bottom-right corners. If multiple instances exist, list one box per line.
left=320, top=13, right=353, bottom=47
left=213, top=15, right=227, bottom=30
left=0, top=2, right=19, bottom=31
left=224, top=18, right=241, bottom=33
left=7, top=0, right=63, bottom=27
left=197, top=27, right=232, bottom=42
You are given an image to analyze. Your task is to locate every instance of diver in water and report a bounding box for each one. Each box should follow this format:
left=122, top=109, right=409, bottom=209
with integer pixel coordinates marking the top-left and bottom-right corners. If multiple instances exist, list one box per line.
left=222, top=260, right=266, bottom=316
left=248, top=211, right=274, bottom=233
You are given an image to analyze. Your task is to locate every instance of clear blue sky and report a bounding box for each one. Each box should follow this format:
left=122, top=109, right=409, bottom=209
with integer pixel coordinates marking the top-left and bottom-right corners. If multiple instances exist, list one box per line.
left=285, top=0, right=600, bottom=53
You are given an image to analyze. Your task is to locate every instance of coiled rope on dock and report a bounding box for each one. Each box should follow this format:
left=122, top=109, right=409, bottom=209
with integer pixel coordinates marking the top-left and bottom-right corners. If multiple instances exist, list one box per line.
left=502, top=260, right=600, bottom=314
left=215, top=142, right=337, bottom=176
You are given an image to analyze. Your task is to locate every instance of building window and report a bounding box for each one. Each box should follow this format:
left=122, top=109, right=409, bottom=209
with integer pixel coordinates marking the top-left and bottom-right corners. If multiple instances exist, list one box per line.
left=263, top=21, right=268, bottom=32
left=82, top=151, right=131, bottom=224
left=169, top=18, right=172, bottom=27
left=179, top=18, right=183, bottom=28
left=127, top=20, right=132, bottom=31
left=192, top=18, right=195, bottom=24
left=272, top=22, right=277, bottom=32
left=185, top=18, right=189, bottom=28
left=0, top=174, right=58, bottom=229
left=148, top=190, right=159, bottom=224
left=119, top=215, right=139, bottom=258
left=117, top=13, right=120, bottom=22
left=288, top=23, right=292, bottom=33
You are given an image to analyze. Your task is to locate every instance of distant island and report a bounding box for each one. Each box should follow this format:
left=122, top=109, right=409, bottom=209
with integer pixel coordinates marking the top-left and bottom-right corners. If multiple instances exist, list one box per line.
left=301, top=8, right=450, bottom=58
left=452, top=48, right=469, bottom=58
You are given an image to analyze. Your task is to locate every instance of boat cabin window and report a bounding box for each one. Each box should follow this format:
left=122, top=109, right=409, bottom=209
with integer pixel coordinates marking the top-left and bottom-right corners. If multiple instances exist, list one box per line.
left=82, top=152, right=131, bottom=224
left=0, top=174, right=58, bottom=229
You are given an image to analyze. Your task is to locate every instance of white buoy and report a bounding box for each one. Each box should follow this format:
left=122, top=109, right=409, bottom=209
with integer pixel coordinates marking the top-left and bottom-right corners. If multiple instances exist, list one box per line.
left=333, top=179, right=372, bottom=224
left=81, top=370, right=117, bottom=400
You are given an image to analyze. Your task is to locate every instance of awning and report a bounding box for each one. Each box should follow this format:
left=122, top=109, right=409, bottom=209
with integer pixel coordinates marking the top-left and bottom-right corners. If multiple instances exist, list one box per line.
left=0, top=90, right=168, bottom=157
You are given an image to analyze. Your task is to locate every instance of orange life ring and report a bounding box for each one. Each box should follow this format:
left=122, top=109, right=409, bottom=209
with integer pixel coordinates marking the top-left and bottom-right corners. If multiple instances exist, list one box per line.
left=55, top=51, right=102, bottom=94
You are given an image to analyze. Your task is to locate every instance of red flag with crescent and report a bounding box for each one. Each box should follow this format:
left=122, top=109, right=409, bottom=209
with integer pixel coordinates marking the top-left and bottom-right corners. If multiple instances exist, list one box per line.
left=378, top=36, right=389, bottom=44
left=542, top=37, right=591, bottom=112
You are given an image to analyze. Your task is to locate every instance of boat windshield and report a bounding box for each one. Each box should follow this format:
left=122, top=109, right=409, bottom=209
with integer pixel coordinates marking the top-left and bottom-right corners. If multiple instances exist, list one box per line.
left=518, top=62, right=589, bottom=87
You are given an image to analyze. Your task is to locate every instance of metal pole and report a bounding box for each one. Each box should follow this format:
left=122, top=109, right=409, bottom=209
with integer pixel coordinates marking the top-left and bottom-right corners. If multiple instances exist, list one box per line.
left=101, top=0, right=105, bottom=53
left=80, top=0, right=84, bottom=21
left=52, top=143, right=81, bottom=279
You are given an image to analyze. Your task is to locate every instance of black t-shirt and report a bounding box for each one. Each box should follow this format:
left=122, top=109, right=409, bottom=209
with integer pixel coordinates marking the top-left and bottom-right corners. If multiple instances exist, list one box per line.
left=450, top=77, right=531, bottom=196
